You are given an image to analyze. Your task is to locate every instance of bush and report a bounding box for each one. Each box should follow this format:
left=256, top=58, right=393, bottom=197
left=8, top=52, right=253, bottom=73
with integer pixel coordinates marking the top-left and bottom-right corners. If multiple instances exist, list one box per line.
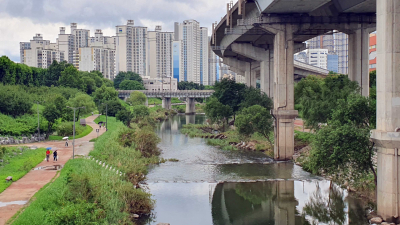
left=56, top=122, right=86, bottom=137
left=0, top=113, right=48, bottom=136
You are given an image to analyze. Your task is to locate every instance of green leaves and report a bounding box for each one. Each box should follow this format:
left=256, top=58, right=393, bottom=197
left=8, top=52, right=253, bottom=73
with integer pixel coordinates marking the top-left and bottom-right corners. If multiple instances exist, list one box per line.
left=235, top=105, right=273, bottom=140
left=113, top=71, right=143, bottom=89
left=127, top=91, right=147, bottom=106
left=204, top=97, right=233, bottom=125
left=119, top=80, right=145, bottom=90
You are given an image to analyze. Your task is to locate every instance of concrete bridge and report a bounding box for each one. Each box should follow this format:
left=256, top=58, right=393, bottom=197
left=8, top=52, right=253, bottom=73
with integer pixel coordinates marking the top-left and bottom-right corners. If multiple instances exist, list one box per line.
left=212, top=0, right=400, bottom=220
left=118, top=90, right=214, bottom=114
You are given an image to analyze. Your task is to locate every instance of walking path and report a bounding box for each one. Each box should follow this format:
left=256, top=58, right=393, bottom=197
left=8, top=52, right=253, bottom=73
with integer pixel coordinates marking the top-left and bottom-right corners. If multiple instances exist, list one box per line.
left=0, top=115, right=106, bottom=225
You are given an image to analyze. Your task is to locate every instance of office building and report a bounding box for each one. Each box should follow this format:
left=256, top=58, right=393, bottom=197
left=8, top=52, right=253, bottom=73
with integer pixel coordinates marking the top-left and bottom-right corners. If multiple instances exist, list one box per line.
left=116, top=20, right=148, bottom=76
left=334, top=32, right=349, bottom=74
left=327, top=54, right=339, bottom=73
left=295, top=49, right=328, bottom=70
left=172, top=40, right=181, bottom=81
left=142, top=76, right=178, bottom=91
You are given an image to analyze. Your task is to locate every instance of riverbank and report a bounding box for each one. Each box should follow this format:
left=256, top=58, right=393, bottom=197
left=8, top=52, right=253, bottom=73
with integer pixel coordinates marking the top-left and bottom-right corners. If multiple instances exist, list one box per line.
left=180, top=123, right=274, bottom=156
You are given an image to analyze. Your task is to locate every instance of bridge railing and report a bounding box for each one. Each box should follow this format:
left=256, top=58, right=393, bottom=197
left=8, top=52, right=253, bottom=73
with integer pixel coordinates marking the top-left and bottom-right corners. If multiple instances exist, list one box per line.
left=118, top=90, right=215, bottom=97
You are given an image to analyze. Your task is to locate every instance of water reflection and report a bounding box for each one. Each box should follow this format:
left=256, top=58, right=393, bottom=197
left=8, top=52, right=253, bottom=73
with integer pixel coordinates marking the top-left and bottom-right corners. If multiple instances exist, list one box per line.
left=144, top=115, right=368, bottom=225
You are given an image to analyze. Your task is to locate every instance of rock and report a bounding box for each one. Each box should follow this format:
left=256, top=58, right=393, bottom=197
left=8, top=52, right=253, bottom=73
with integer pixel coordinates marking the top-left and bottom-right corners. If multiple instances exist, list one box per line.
left=370, top=217, right=383, bottom=224
left=381, top=223, right=389, bottom=225
left=133, top=214, right=139, bottom=218
left=157, top=223, right=170, bottom=225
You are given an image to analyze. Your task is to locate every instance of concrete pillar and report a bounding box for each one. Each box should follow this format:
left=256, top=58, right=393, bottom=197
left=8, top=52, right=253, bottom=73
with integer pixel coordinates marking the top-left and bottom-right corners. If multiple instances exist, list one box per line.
left=245, top=68, right=251, bottom=87
left=348, top=27, right=372, bottom=97
left=185, top=97, right=195, bottom=115
left=162, top=97, right=171, bottom=110
left=145, top=98, right=148, bottom=107
left=371, top=0, right=400, bottom=221
left=260, top=52, right=274, bottom=98
left=251, top=69, right=257, bottom=88
left=271, top=24, right=298, bottom=161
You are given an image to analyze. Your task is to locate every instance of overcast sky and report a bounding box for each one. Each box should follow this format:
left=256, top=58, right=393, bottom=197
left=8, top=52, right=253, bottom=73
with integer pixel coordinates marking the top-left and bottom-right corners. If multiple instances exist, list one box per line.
left=0, top=0, right=228, bottom=62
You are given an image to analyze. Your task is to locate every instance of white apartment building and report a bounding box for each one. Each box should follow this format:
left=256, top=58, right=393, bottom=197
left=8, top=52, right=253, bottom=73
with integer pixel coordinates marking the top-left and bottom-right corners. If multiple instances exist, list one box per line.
left=148, top=26, right=174, bottom=79
left=199, top=27, right=209, bottom=85
left=176, top=20, right=200, bottom=83
left=21, top=34, right=65, bottom=69
left=175, top=20, right=209, bottom=85
left=78, top=29, right=117, bottom=79
left=116, top=20, right=148, bottom=76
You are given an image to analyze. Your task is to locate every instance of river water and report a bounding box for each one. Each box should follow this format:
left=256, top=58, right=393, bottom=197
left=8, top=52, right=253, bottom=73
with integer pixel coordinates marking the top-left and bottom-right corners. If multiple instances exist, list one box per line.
left=142, top=114, right=368, bottom=225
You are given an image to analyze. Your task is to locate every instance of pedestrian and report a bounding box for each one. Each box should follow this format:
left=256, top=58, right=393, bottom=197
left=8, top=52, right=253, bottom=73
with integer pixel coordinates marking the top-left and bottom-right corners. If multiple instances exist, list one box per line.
left=65, top=139, right=68, bottom=147
left=92, top=112, right=94, bottom=116
left=46, top=149, right=50, bottom=162
left=53, top=150, right=58, bottom=162
left=99, top=124, right=102, bottom=129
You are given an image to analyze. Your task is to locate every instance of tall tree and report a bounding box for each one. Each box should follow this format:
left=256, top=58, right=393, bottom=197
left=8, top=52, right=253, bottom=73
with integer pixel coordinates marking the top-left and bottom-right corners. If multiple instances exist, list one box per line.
left=119, top=80, right=145, bottom=90
left=114, top=71, right=143, bottom=89
left=67, top=93, right=96, bottom=120
left=58, top=65, right=84, bottom=90
left=212, top=78, right=246, bottom=119
left=126, top=91, right=147, bottom=106
left=235, top=105, right=273, bottom=142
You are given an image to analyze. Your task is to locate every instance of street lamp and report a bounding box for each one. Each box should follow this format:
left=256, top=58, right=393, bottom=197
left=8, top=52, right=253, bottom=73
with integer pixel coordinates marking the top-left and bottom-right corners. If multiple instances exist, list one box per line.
left=67, top=106, right=85, bottom=159
left=33, top=100, right=45, bottom=142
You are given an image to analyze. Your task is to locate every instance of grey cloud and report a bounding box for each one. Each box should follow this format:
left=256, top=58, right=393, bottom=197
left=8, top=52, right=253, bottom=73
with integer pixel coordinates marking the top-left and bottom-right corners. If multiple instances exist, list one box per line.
left=3, top=0, right=227, bottom=32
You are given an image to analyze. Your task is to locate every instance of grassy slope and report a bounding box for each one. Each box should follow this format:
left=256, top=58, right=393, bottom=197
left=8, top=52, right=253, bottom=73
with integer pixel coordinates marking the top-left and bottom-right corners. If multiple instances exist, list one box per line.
left=10, top=159, right=137, bottom=225
left=11, top=115, right=156, bottom=225
left=0, top=147, right=45, bottom=193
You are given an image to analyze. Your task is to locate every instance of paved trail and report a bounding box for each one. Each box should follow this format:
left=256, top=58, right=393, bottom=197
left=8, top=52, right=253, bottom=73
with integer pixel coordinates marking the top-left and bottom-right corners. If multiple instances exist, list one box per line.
left=0, top=115, right=106, bottom=225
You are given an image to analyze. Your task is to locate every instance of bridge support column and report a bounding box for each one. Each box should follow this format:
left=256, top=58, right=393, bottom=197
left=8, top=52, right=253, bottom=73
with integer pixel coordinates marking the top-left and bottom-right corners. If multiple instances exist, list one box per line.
left=371, top=0, right=400, bottom=221
left=265, top=23, right=298, bottom=161
left=260, top=56, right=274, bottom=98
left=162, top=97, right=171, bottom=110
left=145, top=98, right=148, bottom=107
left=185, top=97, right=195, bottom=115
left=348, top=26, right=373, bottom=97
left=245, top=63, right=257, bottom=88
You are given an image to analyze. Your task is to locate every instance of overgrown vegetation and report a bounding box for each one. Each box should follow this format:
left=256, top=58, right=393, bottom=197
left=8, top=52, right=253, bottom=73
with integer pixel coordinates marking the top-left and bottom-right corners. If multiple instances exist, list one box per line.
left=295, top=72, right=378, bottom=193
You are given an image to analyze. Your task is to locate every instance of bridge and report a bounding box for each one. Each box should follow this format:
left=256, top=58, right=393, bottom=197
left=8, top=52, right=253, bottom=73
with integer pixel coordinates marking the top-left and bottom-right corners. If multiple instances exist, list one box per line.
left=118, top=90, right=214, bottom=114
left=212, top=0, right=399, bottom=220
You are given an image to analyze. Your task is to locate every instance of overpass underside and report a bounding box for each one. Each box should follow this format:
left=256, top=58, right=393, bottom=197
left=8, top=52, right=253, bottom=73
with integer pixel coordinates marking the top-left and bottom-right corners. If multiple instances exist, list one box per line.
left=212, top=0, right=400, bottom=220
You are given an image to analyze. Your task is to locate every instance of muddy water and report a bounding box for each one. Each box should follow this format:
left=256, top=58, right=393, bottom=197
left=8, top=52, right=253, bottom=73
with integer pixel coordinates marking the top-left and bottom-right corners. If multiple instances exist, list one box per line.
left=142, top=114, right=368, bottom=225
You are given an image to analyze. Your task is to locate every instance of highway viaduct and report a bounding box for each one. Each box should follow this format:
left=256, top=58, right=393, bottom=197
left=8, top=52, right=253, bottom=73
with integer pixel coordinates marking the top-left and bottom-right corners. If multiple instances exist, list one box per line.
left=211, top=0, right=399, bottom=221
left=118, top=90, right=214, bottom=114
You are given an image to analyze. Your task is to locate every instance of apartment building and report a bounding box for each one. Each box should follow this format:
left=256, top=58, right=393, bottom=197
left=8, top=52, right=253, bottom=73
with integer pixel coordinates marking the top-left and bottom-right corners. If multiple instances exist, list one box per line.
left=148, top=26, right=174, bottom=79
left=174, top=20, right=210, bottom=85
left=78, top=29, right=117, bottom=79
left=208, top=38, right=219, bottom=85
left=116, top=20, right=147, bottom=76
left=334, top=32, right=349, bottom=74
left=294, top=49, right=328, bottom=70
left=21, top=34, right=65, bottom=69
left=369, top=33, right=377, bottom=72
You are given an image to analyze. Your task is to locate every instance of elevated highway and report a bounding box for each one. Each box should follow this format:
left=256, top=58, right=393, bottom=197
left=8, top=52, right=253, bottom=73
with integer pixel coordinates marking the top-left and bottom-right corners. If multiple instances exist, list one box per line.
left=212, top=0, right=400, bottom=220
left=118, top=90, right=214, bottom=114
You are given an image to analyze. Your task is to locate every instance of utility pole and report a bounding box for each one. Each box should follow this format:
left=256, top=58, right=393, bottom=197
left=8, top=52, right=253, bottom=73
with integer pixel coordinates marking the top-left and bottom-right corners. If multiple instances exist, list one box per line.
left=33, top=101, right=44, bottom=142
left=102, top=103, right=108, bottom=131
left=67, top=106, right=85, bottom=159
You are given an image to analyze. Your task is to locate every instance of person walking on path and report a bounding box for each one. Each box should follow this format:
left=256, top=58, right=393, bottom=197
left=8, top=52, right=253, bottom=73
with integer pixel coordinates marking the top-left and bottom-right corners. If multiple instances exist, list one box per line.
left=53, top=150, right=58, bottom=162
left=65, top=138, right=68, bottom=147
left=45, top=149, right=50, bottom=162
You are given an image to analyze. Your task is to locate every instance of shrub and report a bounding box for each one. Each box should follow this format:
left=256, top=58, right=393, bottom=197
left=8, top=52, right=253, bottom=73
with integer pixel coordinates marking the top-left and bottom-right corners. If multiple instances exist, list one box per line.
left=56, top=122, right=86, bottom=137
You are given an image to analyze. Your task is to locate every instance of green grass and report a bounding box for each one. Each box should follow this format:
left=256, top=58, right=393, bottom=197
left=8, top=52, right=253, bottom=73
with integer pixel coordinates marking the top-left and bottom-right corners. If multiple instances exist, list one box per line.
left=0, top=147, right=45, bottom=193
left=10, top=159, right=148, bottom=225
left=148, top=97, right=162, bottom=105
left=172, top=105, right=186, bottom=113
left=48, top=125, right=93, bottom=141
left=294, top=130, right=315, bottom=145
left=171, top=97, right=182, bottom=104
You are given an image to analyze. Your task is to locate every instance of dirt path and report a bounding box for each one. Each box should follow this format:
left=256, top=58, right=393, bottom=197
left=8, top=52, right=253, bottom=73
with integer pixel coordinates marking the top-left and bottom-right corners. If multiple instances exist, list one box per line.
left=0, top=115, right=106, bottom=225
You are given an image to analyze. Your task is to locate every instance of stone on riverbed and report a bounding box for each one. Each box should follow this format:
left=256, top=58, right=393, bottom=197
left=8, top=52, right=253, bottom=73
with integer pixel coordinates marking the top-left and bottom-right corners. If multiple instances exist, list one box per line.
left=157, top=223, right=170, bottom=225
left=370, top=217, right=383, bottom=224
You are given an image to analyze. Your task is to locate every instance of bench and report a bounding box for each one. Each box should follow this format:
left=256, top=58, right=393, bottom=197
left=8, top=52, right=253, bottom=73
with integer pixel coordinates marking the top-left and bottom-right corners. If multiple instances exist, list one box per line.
left=6, top=176, right=12, bottom=182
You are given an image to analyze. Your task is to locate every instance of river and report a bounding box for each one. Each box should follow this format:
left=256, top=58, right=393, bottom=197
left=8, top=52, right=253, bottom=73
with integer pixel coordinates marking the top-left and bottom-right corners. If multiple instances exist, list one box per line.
left=141, top=114, right=368, bottom=225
